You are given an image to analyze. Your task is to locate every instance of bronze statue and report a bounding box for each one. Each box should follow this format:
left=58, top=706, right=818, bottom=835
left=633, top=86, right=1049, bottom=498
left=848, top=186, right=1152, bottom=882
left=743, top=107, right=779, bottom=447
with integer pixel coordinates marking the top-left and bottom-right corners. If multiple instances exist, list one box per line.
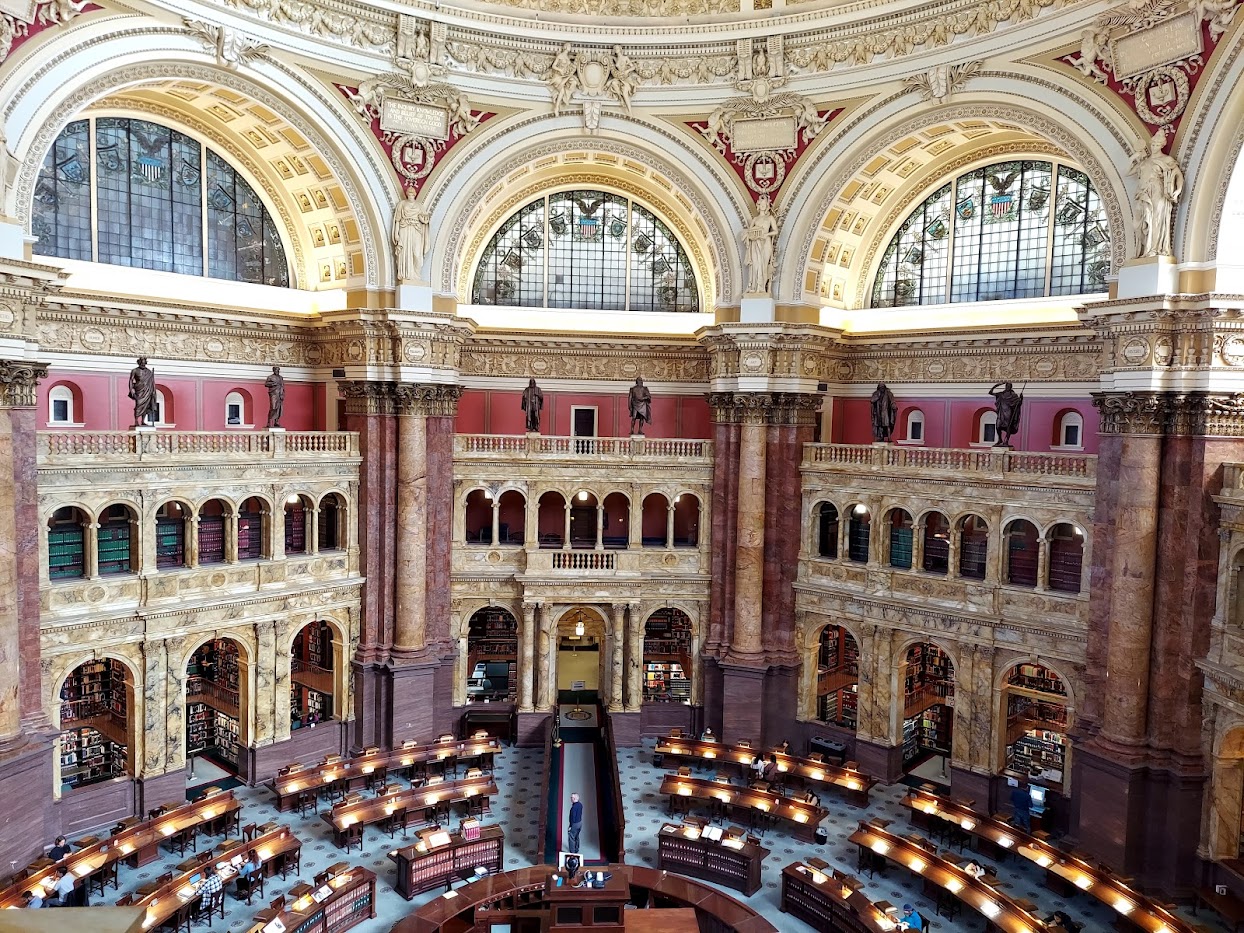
left=521, top=377, right=544, bottom=433
left=127, top=357, right=158, bottom=427
left=265, top=366, right=286, bottom=428
left=628, top=377, right=652, bottom=435
left=989, top=381, right=1023, bottom=447
left=869, top=383, right=897, bottom=442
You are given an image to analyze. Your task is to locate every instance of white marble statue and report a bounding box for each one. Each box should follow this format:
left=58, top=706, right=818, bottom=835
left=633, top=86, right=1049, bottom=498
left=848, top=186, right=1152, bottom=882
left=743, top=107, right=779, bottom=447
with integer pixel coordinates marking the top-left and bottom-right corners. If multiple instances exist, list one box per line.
left=1129, top=127, right=1183, bottom=258
left=548, top=43, right=578, bottom=116
left=606, top=45, right=638, bottom=115
left=393, top=187, right=431, bottom=283
left=743, top=194, right=779, bottom=294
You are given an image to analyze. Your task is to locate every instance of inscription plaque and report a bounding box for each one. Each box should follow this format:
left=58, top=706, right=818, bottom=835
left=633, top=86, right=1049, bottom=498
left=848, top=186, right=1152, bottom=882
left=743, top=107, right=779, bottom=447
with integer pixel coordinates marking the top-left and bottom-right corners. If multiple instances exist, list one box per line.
left=732, top=116, right=796, bottom=152
left=1110, top=11, right=1202, bottom=80
left=381, top=99, right=450, bottom=140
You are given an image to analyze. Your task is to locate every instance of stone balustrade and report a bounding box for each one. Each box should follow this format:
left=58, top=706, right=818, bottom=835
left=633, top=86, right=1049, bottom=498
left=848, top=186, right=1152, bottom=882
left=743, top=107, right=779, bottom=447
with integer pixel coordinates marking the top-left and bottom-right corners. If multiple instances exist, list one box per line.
left=37, top=430, right=360, bottom=464
left=804, top=442, right=1096, bottom=481
left=454, top=433, right=711, bottom=463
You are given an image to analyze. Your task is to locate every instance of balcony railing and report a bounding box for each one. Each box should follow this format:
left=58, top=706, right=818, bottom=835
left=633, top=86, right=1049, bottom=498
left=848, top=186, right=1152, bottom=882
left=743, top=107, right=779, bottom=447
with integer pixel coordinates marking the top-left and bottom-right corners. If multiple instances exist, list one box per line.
left=803, top=443, right=1096, bottom=480
left=455, top=433, right=711, bottom=462
left=552, top=550, right=617, bottom=571
left=37, top=430, right=360, bottom=464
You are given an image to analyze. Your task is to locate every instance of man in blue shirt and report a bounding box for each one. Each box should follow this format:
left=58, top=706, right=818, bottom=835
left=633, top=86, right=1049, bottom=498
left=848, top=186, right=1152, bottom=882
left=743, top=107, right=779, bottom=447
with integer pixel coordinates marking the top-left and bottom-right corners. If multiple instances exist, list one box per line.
left=901, top=905, right=925, bottom=931
left=1010, top=779, right=1032, bottom=832
left=567, top=793, right=583, bottom=854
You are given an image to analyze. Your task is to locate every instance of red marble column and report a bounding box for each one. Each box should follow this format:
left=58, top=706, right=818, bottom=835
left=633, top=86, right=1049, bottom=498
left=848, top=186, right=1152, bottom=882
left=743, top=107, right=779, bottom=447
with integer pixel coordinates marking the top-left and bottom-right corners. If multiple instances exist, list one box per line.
left=340, top=381, right=397, bottom=751
left=706, top=404, right=739, bottom=654
left=731, top=414, right=767, bottom=658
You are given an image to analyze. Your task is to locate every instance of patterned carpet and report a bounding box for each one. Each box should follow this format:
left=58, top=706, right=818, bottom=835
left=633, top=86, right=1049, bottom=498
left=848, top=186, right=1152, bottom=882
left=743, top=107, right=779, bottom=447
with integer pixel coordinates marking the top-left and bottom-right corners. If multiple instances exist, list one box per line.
left=87, top=740, right=1223, bottom=933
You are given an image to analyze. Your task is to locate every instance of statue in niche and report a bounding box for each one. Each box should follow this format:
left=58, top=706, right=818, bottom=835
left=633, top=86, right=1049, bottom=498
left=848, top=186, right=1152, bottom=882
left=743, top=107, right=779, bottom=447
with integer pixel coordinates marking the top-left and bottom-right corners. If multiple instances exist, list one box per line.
left=393, top=187, right=431, bottom=283
left=521, top=378, right=544, bottom=433
left=869, top=382, right=897, bottom=442
left=1129, top=127, right=1183, bottom=258
left=989, top=381, right=1024, bottom=447
left=744, top=194, right=779, bottom=294
left=628, top=377, right=653, bottom=435
left=265, top=366, right=285, bottom=428
left=128, top=357, right=158, bottom=427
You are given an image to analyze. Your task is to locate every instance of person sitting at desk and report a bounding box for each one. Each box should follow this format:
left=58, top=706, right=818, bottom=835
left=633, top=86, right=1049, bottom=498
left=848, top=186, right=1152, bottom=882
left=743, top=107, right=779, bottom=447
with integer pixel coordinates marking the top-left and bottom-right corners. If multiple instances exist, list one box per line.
left=195, top=865, right=223, bottom=899
left=963, top=861, right=985, bottom=879
left=749, top=755, right=765, bottom=780
left=802, top=789, right=821, bottom=807
left=1044, top=910, right=1083, bottom=932
left=48, top=865, right=76, bottom=906
left=238, top=850, right=261, bottom=879
left=48, top=835, right=71, bottom=861
left=701, top=727, right=716, bottom=742
left=22, top=890, right=43, bottom=908
left=899, top=905, right=925, bottom=931
left=760, top=755, right=779, bottom=783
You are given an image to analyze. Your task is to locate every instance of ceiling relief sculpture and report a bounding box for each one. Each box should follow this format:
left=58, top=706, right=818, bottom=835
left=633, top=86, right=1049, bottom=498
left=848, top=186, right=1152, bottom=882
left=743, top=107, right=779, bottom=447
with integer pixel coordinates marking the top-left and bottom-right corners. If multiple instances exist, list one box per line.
left=1057, top=0, right=1243, bottom=150
left=0, top=0, right=94, bottom=62
left=338, top=78, right=495, bottom=191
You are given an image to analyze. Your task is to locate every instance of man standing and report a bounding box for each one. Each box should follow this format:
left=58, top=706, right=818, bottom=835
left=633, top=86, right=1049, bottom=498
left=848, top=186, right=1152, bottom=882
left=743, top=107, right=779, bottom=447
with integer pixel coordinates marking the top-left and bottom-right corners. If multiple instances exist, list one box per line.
left=567, top=792, right=583, bottom=854
left=521, top=378, right=544, bottom=433
left=1010, top=779, right=1032, bottom=832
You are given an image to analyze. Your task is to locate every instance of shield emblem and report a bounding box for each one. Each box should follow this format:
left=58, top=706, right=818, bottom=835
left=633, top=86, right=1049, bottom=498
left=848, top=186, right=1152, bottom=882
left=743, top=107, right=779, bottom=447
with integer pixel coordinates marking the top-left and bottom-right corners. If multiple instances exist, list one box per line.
left=633, top=232, right=652, bottom=254
left=577, top=216, right=600, bottom=240
left=956, top=197, right=975, bottom=220
left=549, top=212, right=567, bottom=236
left=522, top=229, right=543, bottom=250
left=135, top=155, right=164, bottom=183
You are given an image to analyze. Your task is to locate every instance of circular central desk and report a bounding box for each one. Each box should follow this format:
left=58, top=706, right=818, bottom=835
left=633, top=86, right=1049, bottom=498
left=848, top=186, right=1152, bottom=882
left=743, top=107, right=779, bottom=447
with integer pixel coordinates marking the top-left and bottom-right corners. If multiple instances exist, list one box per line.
left=390, top=863, right=778, bottom=933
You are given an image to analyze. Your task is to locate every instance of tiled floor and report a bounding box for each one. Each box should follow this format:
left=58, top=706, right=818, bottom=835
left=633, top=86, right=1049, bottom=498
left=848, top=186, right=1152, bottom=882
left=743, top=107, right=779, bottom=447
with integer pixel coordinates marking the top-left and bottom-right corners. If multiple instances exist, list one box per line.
left=92, top=740, right=1223, bottom=933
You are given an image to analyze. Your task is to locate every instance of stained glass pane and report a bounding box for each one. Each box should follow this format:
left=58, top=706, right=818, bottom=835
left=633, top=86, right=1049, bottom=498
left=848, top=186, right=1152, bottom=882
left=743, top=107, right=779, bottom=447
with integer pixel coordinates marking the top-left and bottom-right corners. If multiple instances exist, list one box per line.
left=33, top=118, right=287, bottom=287
left=471, top=188, right=698, bottom=312
left=32, top=120, right=91, bottom=261
left=874, top=160, right=1107, bottom=307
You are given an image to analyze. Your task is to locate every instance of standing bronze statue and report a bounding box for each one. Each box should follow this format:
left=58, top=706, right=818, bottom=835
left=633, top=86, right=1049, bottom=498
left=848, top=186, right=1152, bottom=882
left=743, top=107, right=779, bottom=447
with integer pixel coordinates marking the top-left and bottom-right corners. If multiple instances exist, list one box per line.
left=989, top=381, right=1024, bottom=447
left=521, top=377, right=544, bottom=433
left=869, top=382, right=897, bottom=442
left=628, top=377, right=652, bottom=435
left=128, top=357, right=158, bottom=427
left=265, top=366, right=286, bottom=428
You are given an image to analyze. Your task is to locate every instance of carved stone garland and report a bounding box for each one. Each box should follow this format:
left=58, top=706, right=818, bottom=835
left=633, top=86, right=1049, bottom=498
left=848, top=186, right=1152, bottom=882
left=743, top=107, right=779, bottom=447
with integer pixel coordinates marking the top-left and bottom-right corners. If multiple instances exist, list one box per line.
left=0, top=0, right=93, bottom=63
left=1058, top=0, right=1244, bottom=150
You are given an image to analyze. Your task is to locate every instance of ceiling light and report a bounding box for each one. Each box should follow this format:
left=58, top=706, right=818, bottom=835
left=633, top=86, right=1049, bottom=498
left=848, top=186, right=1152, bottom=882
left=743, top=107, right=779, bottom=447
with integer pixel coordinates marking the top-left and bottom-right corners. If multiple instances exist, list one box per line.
left=578, top=490, right=588, bottom=501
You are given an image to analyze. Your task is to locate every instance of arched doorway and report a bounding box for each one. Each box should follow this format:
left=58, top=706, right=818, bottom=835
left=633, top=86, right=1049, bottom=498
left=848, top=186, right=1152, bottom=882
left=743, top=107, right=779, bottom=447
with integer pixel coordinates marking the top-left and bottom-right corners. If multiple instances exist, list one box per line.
left=466, top=607, right=518, bottom=703
left=557, top=607, right=606, bottom=702
left=186, top=638, right=244, bottom=777
left=1002, top=662, right=1071, bottom=793
left=901, top=643, right=954, bottom=783
left=643, top=609, right=692, bottom=703
left=1208, top=726, right=1244, bottom=859
left=291, top=621, right=336, bottom=727
left=57, top=659, right=134, bottom=794
left=815, top=625, right=859, bottom=730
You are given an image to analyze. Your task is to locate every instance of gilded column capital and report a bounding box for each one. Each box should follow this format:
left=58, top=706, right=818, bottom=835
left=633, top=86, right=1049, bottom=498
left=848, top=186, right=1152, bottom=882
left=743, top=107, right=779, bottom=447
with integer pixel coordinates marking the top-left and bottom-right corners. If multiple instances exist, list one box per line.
left=0, top=359, right=47, bottom=408
left=339, top=380, right=397, bottom=416
left=394, top=382, right=463, bottom=417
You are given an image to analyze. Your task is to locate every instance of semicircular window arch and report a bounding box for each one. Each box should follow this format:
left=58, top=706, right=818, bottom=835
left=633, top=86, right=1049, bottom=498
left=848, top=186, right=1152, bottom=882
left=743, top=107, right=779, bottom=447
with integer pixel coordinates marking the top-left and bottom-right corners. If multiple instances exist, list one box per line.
left=32, top=117, right=290, bottom=288
left=871, top=160, right=1109, bottom=308
left=471, top=189, right=699, bottom=313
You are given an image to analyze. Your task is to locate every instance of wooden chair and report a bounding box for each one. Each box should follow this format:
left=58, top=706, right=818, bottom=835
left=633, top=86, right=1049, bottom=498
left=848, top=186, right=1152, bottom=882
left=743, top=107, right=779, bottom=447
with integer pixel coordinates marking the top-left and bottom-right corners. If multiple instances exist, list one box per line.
left=168, top=825, right=197, bottom=856
left=196, top=850, right=215, bottom=865
left=383, top=807, right=409, bottom=839
left=341, top=822, right=364, bottom=853
left=158, top=903, right=193, bottom=933
left=88, top=861, right=120, bottom=896
left=242, top=823, right=258, bottom=842
left=194, top=888, right=226, bottom=927
left=295, top=789, right=318, bottom=817
left=365, top=766, right=388, bottom=792
left=254, top=895, right=286, bottom=925
left=235, top=870, right=265, bottom=905
left=115, top=893, right=135, bottom=907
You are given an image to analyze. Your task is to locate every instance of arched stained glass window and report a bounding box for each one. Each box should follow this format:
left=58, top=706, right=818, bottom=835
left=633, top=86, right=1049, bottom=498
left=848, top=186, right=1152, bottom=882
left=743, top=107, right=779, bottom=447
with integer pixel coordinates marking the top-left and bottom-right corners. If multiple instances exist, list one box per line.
left=872, top=160, right=1109, bottom=307
left=33, top=117, right=290, bottom=288
left=472, top=189, right=699, bottom=313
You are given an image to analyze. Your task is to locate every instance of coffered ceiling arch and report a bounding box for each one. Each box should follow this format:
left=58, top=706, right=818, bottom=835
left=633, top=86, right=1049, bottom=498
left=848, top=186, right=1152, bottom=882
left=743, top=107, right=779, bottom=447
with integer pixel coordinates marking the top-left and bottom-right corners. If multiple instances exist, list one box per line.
left=5, top=30, right=392, bottom=291
left=778, top=88, right=1135, bottom=311
left=424, top=113, right=750, bottom=307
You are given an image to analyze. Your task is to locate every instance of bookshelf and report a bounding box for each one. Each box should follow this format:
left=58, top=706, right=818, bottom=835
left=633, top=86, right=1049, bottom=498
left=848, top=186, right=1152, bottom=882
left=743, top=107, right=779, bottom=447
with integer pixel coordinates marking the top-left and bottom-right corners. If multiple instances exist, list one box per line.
left=902, top=643, right=954, bottom=716
left=155, top=506, right=186, bottom=568
left=96, top=506, right=133, bottom=576
left=186, top=639, right=242, bottom=766
left=466, top=609, right=518, bottom=702
left=292, top=623, right=335, bottom=724
left=48, top=509, right=85, bottom=579
left=1007, top=663, right=1067, bottom=697
left=643, top=609, right=693, bottom=703
left=1006, top=729, right=1066, bottom=785
left=816, top=625, right=859, bottom=729
left=390, top=825, right=505, bottom=899
left=59, top=659, right=129, bottom=788
left=198, top=513, right=225, bottom=564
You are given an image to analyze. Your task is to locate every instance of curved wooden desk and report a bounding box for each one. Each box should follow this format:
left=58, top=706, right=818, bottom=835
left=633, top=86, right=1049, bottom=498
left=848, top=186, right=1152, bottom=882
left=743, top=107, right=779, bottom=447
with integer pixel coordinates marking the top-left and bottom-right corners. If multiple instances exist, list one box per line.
left=391, top=863, right=778, bottom=933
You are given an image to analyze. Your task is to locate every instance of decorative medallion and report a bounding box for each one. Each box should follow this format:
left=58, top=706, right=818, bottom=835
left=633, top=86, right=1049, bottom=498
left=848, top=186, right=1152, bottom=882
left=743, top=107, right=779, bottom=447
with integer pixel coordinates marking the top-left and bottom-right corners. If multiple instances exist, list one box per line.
left=1122, top=336, right=1151, bottom=364
left=1058, top=0, right=1243, bottom=150
left=1221, top=336, right=1244, bottom=366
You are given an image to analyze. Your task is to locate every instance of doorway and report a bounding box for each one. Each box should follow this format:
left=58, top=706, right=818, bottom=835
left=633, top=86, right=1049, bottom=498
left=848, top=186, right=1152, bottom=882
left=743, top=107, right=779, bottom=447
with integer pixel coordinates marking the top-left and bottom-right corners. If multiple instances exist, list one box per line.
left=557, top=607, right=605, bottom=704
left=572, top=407, right=597, bottom=438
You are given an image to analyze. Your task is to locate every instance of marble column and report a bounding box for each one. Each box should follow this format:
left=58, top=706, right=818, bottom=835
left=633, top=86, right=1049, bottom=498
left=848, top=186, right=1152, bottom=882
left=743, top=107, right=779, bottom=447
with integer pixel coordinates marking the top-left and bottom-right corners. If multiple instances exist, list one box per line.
left=625, top=606, right=643, bottom=712
left=0, top=361, right=46, bottom=744
left=253, top=621, right=277, bottom=745
left=392, top=396, right=429, bottom=657
left=609, top=604, right=625, bottom=712
left=1099, top=432, right=1162, bottom=749
left=519, top=603, right=536, bottom=711
left=538, top=608, right=555, bottom=709
left=273, top=620, right=293, bottom=743
left=140, top=639, right=169, bottom=777
left=491, top=502, right=500, bottom=547
left=665, top=507, right=675, bottom=549
left=731, top=413, right=768, bottom=657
